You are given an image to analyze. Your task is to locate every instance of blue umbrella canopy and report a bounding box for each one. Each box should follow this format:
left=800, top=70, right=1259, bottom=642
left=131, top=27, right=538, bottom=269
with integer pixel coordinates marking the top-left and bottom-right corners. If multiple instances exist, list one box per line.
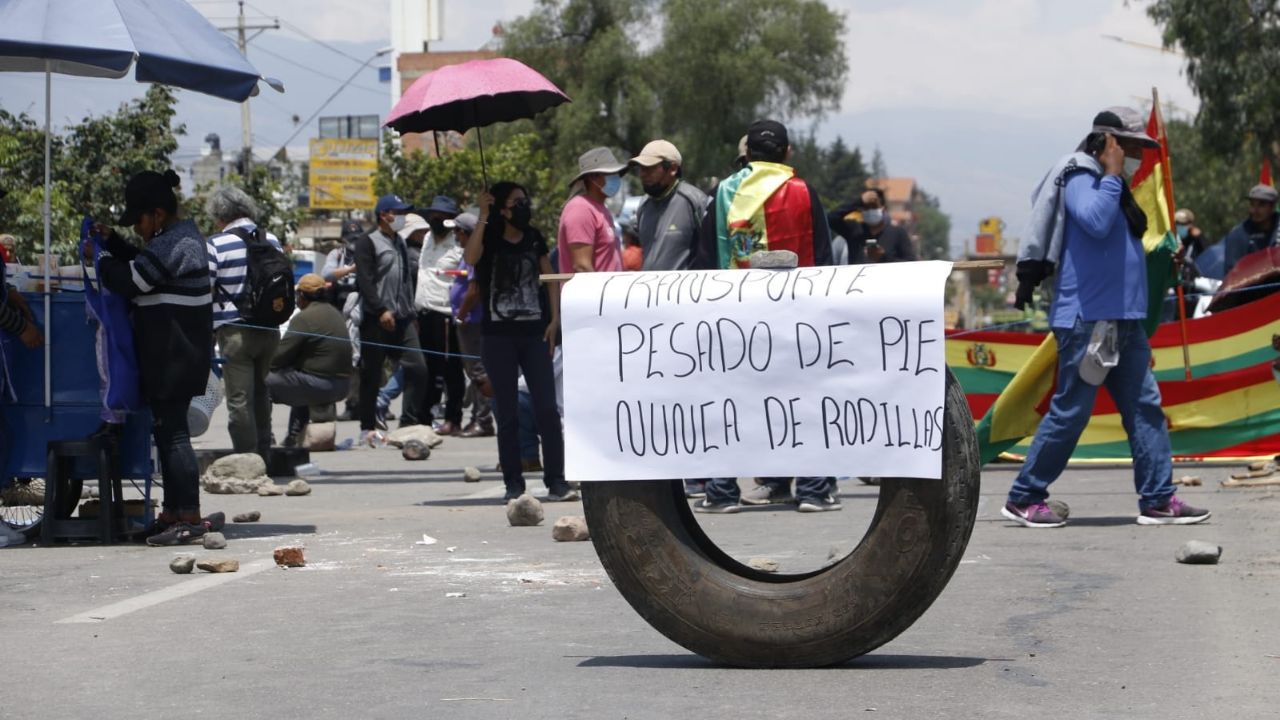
left=0, top=0, right=283, bottom=408
left=0, top=0, right=281, bottom=101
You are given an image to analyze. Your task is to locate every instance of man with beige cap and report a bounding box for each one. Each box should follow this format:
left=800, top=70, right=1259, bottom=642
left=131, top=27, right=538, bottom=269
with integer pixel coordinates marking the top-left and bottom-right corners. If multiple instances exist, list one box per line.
left=267, top=273, right=354, bottom=447
left=630, top=139, right=708, bottom=272
left=557, top=146, right=627, bottom=274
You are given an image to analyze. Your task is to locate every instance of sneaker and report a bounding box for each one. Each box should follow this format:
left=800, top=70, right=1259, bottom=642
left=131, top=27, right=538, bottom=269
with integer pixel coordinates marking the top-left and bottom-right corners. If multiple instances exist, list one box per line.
left=361, top=430, right=385, bottom=448
left=1137, top=496, right=1211, bottom=525
left=693, top=499, right=741, bottom=514
left=433, top=421, right=460, bottom=437
left=146, top=522, right=207, bottom=547
left=544, top=487, right=581, bottom=502
left=797, top=496, right=843, bottom=513
left=1001, top=501, right=1067, bottom=528
left=684, top=481, right=707, bottom=499
left=374, top=407, right=389, bottom=432
left=742, top=483, right=794, bottom=506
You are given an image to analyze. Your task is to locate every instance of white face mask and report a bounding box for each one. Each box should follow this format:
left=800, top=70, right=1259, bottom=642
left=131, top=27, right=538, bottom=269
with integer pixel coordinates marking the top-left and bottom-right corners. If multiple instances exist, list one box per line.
left=862, top=208, right=885, bottom=226
left=388, top=214, right=407, bottom=233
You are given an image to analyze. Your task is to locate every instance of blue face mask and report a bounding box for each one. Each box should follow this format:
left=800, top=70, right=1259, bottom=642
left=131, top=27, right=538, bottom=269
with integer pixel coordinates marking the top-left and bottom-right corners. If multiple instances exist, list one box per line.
left=601, top=174, right=622, bottom=198
left=1176, top=224, right=1190, bottom=240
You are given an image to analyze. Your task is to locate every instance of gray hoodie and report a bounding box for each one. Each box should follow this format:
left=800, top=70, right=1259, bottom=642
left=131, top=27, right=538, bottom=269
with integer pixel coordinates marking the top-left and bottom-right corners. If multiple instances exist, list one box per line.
left=1018, top=152, right=1103, bottom=269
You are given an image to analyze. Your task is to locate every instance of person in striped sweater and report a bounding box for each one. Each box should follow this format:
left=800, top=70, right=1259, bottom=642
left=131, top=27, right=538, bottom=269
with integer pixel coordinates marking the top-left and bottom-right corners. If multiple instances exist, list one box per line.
left=92, top=170, right=216, bottom=546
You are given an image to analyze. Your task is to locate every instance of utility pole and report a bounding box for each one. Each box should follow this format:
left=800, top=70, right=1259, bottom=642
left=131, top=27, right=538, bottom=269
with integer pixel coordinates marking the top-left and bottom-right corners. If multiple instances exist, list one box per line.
left=221, top=1, right=279, bottom=174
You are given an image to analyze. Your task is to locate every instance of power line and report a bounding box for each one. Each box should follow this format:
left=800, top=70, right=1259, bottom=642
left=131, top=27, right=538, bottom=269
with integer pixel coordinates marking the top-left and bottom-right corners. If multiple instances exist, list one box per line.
left=249, top=44, right=387, bottom=97
left=243, top=3, right=370, bottom=67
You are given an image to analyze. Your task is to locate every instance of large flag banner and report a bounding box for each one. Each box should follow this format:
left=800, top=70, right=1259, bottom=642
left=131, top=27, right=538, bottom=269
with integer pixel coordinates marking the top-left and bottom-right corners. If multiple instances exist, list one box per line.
left=971, top=99, right=1183, bottom=464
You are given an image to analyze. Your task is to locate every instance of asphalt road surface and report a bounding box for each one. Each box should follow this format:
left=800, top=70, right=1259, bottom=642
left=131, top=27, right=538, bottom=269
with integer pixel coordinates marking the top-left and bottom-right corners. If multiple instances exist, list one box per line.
left=3, top=403, right=1277, bottom=719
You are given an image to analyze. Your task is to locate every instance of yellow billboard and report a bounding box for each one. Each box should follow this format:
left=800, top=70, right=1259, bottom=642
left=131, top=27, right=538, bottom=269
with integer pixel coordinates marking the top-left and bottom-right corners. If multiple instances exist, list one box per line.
left=309, top=138, right=379, bottom=210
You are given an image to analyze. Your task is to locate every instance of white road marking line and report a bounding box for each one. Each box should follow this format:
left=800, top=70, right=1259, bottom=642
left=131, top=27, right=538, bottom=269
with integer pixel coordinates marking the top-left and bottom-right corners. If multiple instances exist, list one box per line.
left=55, top=559, right=275, bottom=624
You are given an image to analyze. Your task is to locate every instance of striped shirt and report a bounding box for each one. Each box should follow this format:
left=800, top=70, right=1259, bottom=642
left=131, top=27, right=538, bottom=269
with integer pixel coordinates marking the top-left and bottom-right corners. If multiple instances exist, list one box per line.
left=207, top=218, right=282, bottom=329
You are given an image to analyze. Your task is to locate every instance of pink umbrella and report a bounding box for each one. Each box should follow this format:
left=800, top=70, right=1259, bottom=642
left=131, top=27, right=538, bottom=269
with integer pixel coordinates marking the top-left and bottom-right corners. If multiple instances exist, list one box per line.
left=384, top=57, right=570, bottom=182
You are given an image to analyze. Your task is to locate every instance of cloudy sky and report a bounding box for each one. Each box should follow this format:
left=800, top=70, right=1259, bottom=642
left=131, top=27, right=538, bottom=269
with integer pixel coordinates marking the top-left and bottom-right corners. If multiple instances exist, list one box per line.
left=0, top=0, right=1196, bottom=253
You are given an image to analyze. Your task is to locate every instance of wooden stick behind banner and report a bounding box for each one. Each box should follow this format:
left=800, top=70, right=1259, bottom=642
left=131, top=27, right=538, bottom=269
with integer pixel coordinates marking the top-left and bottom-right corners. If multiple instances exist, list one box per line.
left=539, top=259, right=1007, bottom=284
left=1154, top=86, right=1194, bottom=381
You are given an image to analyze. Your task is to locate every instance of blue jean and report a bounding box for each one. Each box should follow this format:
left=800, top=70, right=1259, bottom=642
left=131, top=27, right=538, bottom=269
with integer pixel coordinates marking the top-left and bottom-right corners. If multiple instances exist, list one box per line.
left=1007, top=318, right=1175, bottom=511
left=377, top=367, right=404, bottom=411
left=482, top=333, right=565, bottom=496
left=517, top=389, right=540, bottom=461
left=705, top=476, right=832, bottom=504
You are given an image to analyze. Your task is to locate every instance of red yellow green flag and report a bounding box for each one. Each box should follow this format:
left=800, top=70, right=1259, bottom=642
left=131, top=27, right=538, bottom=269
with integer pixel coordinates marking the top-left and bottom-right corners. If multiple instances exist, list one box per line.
left=974, top=101, right=1180, bottom=464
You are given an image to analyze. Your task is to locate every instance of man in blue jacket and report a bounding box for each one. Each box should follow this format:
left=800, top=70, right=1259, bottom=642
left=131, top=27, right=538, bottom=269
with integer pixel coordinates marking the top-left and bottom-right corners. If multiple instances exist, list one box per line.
left=1221, top=184, right=1279, bottom=278
left=1003, top=108, right=1210, bottom=528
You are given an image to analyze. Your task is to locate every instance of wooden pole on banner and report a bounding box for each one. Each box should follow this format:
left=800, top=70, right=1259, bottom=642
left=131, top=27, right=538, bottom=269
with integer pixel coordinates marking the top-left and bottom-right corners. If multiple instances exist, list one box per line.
left=1153, top=86, right=1195, bottom=381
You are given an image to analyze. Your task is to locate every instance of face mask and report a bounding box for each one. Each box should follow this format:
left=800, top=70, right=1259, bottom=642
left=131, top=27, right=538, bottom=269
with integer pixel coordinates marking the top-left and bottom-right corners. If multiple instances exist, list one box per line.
left=601, top=174, right=622, bottom=198
left=1124, top=157, right=1142, bottom=177
left=1176, top=224, right=1190, bottom=240
left=428, top=220, right=449, bottom=238
left=862, top=208, right=884, bottom=226
left=508, top=203, right=533, bottom=230
left=388, top=214, right=406, bottom=233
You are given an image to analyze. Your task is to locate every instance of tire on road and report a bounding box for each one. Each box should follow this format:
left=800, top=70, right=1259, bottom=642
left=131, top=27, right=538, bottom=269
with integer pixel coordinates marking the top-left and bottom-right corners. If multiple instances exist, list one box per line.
left=582, top=368, right=980, bottom=668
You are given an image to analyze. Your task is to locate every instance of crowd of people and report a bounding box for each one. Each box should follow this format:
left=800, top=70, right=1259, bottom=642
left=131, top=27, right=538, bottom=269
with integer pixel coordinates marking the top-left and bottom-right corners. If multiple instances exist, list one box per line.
left=1, top=107, right=1226, bottom=547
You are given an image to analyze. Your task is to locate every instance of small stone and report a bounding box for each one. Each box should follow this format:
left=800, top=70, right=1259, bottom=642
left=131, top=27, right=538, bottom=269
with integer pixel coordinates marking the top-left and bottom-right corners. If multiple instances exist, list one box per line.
left=506, top=494, right=544, bottom=527
left=196, top=558, right=240, bottom=573
left=385, top=425, right=444, bottom=449
left=303, top=421, right=337, bottom=452
left=169, top=554, right=195, bottom=574
left=401, top=440, right=431, bottom=461
left=1174, top=475, right=1203, bottom=487
left=273, top=546, right=306, bottom=567
left=463, top=466, right=483, bottom=483
left=1046, top=499, right=1070, bottom=520
left=232, top=511, right=260, bottom=523
left=1175, top=540, right=1222, bottom=565
left=284, top=479, right=311, bottom=496
left=258, top=483, right=285, bottom=496
left=201, top=453, right=271, bottom=494
left=748, top=250, right=798, bottom=269
left=202, top=531, right=227, bottom=550
left=748, top=557, right=780, bottom=572
left=551, top=516, right=590, bottom=542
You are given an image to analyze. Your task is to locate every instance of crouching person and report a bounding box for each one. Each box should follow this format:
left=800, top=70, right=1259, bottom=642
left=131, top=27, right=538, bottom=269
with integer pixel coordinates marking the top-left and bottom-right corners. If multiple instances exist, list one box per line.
left=267, top=274, right=353, bottom=446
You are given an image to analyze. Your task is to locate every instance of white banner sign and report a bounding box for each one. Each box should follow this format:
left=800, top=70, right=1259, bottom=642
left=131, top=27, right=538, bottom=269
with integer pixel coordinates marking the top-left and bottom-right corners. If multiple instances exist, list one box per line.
left=561, top=262, right=953, bottom=481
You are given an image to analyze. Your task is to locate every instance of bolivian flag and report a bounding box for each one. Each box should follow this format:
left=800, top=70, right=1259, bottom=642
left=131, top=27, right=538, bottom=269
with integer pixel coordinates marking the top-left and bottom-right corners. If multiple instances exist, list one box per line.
left=972, top=103, right=1181, bottom=464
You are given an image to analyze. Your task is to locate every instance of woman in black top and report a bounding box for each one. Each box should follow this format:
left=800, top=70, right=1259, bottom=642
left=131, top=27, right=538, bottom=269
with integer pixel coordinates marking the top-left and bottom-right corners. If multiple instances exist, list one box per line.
left=467, top=182, right=574, bottom=502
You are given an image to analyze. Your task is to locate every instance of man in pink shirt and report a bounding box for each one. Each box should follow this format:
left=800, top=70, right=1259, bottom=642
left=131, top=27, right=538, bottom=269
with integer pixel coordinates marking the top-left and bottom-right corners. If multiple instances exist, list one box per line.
left=557, top=146, right=627, bottom=273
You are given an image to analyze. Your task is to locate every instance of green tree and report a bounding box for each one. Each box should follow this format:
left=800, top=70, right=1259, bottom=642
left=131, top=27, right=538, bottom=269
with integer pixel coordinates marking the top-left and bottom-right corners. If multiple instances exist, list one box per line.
left=789, top=134, right=870, bottom=207
left=0, top=85, right=185, bottom=262
left=650, top=0, right=848, bottom=183
left=375, top=133, right=556, bottom=234
left=913, top=189, right=951, bottom=260
left=1148, top=0, right=1280, bottom=163
left=499, top=0, right=849, bottom=191
left=1164, top=117, right=1257, bottom=244
left=188, top=162, right=308, bottom=247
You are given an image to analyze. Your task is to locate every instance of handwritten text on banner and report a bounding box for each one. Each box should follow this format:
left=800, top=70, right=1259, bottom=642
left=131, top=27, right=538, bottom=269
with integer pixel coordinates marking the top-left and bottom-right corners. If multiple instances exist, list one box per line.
left=561, top=261, right=953, bottom=481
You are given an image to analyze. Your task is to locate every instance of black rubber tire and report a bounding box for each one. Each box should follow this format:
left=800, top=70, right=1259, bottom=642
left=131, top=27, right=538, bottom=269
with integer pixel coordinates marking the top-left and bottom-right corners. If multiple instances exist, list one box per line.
left=581, top=368, right=980, bottom=668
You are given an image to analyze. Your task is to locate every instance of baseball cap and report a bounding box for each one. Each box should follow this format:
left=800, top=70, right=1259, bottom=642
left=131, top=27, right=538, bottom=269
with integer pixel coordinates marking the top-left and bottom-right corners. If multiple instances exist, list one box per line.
left=1079, top=321, right=1119, bottom=386
left=374, top=194, right=413, bottom=216
left=569, top=146, right=628, bottom=186
left=1087, top=107, right=1159, bottom=149
left=1247, top=184, right=1278, bottom=203
left=399, top=213, right=429, bottom=238
left=117, top=169, right=181, bottom=225
left=1173, top=208, right=1195, bottom=225
left=630, top=140, right=682, bottom=167
left=296, top=273, right=326, bottom=295
left=452, top=212, right=478, bottom=234
left=746, top=120, right=789, bottom=155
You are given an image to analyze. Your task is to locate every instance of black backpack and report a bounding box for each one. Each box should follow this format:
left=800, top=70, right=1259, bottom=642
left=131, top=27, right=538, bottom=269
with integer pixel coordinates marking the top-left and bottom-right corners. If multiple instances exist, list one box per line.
left=220, top=226, right=295, bottom=326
